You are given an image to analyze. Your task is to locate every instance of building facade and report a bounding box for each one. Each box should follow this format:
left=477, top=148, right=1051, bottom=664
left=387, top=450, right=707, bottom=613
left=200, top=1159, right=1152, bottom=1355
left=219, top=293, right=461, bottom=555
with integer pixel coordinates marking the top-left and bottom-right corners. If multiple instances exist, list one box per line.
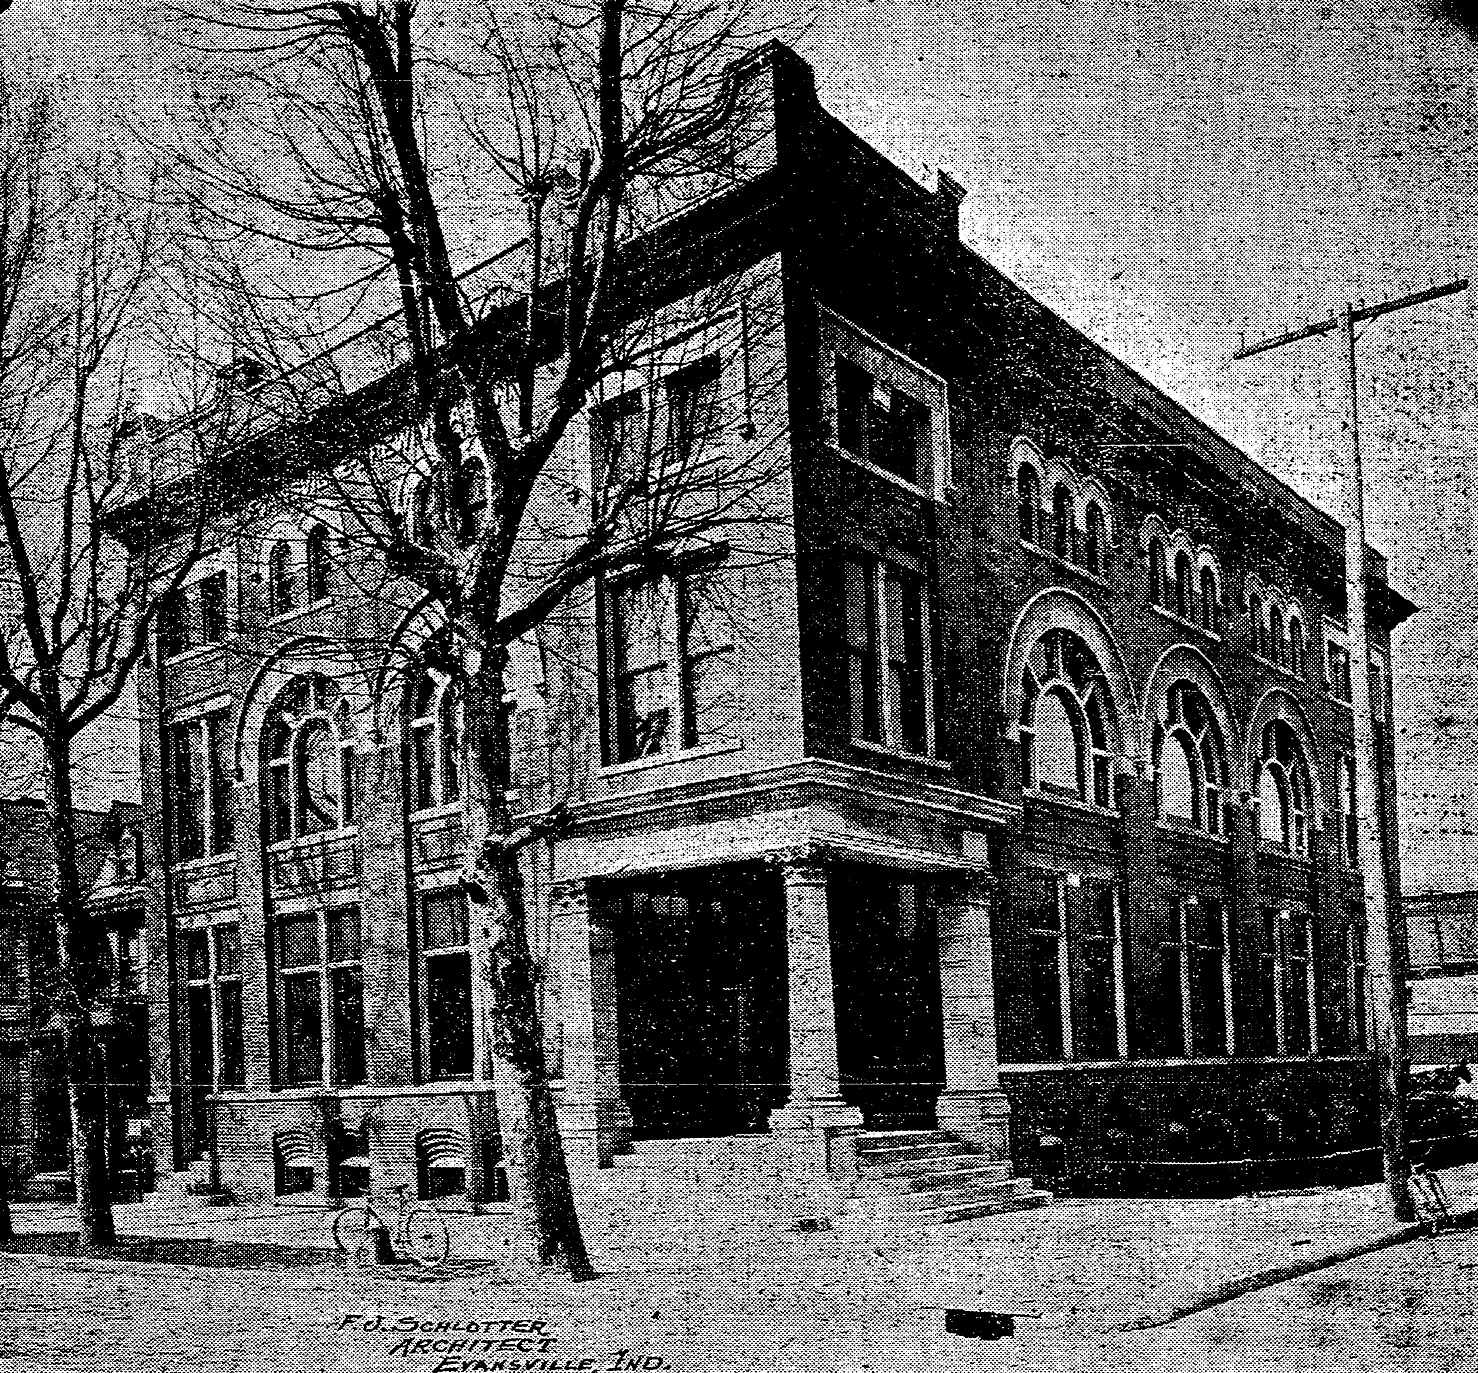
left=0, top=798, right=146, bottom=1193
left=118, top=45, right=1412, bottom=1211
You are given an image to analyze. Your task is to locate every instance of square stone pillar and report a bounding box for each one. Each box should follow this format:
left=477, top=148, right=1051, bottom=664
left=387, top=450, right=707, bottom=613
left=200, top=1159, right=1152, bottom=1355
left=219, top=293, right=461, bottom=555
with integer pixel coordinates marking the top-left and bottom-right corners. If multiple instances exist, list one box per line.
left=932, top=875, right=1011, bottom=1158
left=768, top=855, right=862, bottom=1214
left=550, top=880, right=631, bottom=1173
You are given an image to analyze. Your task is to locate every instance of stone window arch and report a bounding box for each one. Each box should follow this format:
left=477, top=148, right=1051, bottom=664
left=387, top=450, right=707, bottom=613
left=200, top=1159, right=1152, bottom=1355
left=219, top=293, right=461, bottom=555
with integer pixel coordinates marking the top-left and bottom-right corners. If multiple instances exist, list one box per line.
left=1017, top=461, right=1041, bottom=545
left=408, top=668, right=462, bottom=813
left=305, top=524, right=331, bottom=604
left=1052, top=482, right=1075, bottom=561
left=268, top=539, right=297, bottom=617
left=1257, top=718, right=1311, bottom=855
left=1155, top=681, right=1227, bottom=834
left=263, top=675, right=357, bottom=842
left=1020, top=628, right=1117, bottom=808
left=1083, top=500, right=1107, bottom=575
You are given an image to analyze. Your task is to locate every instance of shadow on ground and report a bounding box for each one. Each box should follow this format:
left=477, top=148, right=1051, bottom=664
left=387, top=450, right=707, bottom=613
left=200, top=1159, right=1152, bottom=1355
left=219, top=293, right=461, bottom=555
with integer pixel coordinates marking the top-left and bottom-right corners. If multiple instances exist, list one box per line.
left=0, top=1234, right=337, bottom=1269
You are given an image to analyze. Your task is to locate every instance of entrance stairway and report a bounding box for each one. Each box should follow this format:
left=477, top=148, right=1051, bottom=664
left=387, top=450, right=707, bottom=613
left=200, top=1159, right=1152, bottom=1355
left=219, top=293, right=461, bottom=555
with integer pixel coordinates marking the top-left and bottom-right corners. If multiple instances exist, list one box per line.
left=848, top=1130, right=1051, bottom=1226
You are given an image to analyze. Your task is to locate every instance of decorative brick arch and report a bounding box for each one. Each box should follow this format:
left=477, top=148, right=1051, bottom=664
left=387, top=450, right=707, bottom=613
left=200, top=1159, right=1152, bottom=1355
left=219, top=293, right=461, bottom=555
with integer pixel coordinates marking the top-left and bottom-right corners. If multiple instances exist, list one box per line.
left=1141, top=644, right=1243, bottom=793
left=1003, top=587, right=1140, bottom=763
left=1245, top=686, right=1326, bottom=825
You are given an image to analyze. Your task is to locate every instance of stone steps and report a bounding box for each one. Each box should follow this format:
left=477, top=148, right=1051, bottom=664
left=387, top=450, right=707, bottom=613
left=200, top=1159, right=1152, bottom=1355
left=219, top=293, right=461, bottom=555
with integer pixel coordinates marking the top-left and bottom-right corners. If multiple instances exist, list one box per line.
left=850, top=1130, right=1050, bottom=1226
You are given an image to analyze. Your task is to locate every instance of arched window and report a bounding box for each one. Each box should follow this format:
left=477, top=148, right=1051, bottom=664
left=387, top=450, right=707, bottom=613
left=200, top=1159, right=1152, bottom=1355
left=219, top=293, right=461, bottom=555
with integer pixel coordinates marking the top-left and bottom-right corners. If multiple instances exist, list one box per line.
left=1157, top=682, right=1226, bottom=834
left=1288, top=617, right=1305, bottom=678
left=1052, top=483, right=1074, bottom=561
left=1174, top=550, right=1194, bottom=620
left=1147, top=537, right=1166, bottom=606
left=269, top=540, right=297, bottom=617
left=1084, top=502, right=1106, bottom=575
left=1020, top=628, right=1116, bottom=807
left=1200, top=566, right=1219, bottom=632
left=1258, top=719, right=1311, bottom=855
left=1017, top=464, right=1041, bottom=545
left=305, top=525, right=330, bottom=604
left=1268, top=605, right=1285, bottom=667
left=263, top=676, right=357, bottom=842
left=408, top=669, right=462, bottom=812
left=1248, top=592, right=1263, bottom=656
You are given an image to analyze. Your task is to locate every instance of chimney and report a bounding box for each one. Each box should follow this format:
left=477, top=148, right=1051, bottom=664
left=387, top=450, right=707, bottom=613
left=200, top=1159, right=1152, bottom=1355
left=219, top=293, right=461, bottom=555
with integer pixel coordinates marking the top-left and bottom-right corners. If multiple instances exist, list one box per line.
left=935, top=169, right=967, bottom=243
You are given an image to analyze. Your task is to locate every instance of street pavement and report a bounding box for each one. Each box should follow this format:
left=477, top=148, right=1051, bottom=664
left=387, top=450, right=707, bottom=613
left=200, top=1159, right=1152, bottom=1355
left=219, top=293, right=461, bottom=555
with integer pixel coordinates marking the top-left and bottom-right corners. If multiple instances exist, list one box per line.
left=3, top=1165, right=1478, bottom=1372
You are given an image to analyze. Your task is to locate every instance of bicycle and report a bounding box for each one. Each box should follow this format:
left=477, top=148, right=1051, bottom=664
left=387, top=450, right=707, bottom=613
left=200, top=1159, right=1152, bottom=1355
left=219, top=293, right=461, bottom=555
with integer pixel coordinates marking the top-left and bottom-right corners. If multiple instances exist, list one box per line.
left=331, top=1184, right=450, bottom=1267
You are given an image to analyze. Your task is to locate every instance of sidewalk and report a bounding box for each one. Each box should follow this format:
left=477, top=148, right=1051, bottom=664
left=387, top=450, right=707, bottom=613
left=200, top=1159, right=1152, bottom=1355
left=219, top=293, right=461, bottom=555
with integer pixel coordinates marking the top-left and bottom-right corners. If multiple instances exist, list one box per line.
left=8, top=1162, right=1478, bottom=1348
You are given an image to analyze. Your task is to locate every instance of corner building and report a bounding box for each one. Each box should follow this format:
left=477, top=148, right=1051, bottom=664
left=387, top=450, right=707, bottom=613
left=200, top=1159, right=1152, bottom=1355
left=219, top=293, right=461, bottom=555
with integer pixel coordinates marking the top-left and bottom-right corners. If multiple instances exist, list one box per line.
left=121, top=45, right=1412, bottom=1214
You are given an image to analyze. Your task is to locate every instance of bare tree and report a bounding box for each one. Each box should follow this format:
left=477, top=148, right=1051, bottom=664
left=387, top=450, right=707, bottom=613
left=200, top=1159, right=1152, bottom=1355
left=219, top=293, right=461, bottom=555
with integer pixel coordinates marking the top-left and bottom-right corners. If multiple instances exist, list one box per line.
left=0, top=73, right=239, bottom=1248
left=159, top=0, right=795, bottom=1277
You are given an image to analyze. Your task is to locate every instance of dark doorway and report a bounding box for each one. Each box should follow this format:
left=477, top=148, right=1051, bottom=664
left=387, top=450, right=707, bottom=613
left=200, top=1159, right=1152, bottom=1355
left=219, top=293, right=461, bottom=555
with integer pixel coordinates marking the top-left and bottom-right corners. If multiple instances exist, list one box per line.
left=611, top=865, right=785, bottom=1139
left=830, top=868, right=944, bottom=1129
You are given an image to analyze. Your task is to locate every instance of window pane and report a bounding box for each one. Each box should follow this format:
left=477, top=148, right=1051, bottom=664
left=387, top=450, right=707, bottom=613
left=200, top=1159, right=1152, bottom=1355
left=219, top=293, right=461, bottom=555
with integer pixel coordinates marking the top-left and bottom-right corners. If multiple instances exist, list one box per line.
left=306, top=528, right=329, bottom=603
left=199, top=573, right=227, bottom=642
left=1160, top=733, right=1198, bottom=823
left=845, top=560, right=879, bottom=742
left=218, top=981, right=244, bottom=1086
left=614, top=577, right=678, bottom=760
left=885, top=569, right=926, bottom=752
left=172, top=723, right=203, bottom=862
left=208, top=712, right=234, bottom=853
left=1072, top=882, right=1118, bottom=1059
left=1001, top=870, right=1064, bottom=1062
left=412, top=720, right=436, bottom=810
left=297, top=722, right=340, bottom=834
left=1033, top=690, right=1082, bottom=796
left=663, top=355, right=720, bottom=470
left=426, top=951, right=473, bottom=1079
left=593, top=389, right=645, bottom=487
left=282, top=971, right=323, bottom=1084
left=1259, top=766, right=1287, bottom=844
left=268, top=763, right=291, bottom=843
left=277, top=912, right=319, bottom=971
left=422, top=892, right=469, bottom=951
left=213, top=924, right=241, bottom=977
left=869, top=386, right=928, bottom=484
left=327, top=906, right=361, bottom=964
left=183, top=929, right=209, bottom=982
left=332, top=966, right=366, bottom=1086
left=835, top=357, right=871, bottom=457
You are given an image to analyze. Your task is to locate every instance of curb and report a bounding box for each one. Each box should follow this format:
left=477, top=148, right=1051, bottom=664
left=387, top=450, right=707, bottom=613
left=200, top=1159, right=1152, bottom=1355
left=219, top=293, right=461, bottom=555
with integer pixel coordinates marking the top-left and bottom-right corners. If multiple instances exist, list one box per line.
left=1120, top=1208, right=1478, bottom=1330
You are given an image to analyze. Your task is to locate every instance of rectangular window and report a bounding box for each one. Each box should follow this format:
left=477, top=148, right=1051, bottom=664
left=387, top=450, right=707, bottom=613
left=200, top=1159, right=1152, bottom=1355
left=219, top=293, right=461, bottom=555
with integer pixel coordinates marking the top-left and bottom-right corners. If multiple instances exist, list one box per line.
left=834, top=356, right=930, bottom=486
left=213, top=924, right=244, bottom=1086
left=199, top=572, right=228, bottom=643
left=662, top=355, right=721, bottom=474
left=844, top=555, right=931, bottom=755
left=1001, top=869, right=1068, bottom=1062
left=0, top=1043, right=22, bottom=1140
left=1070, top=879, right=1122, bottom=1060
left=592, top=387, right=646, bottom=489
left=328, top=906, right=364, bottom=1087
left=0, top=924, right=19, bottom=1001
left=1184, top=896, right=1231, bottom=1058
left=1345, top=919, right=1369, bottom=1053
left=276, top=912, right=322, bottom=1086
left=606, top=556, right=735, bottom=764
left=168, top=710, right=234, bottom=862
left=158, top=585, right=190, bottom=659
left=421, top=891, right=473, bottom=1081
left=1281, top=906, right=1315, bottom=1056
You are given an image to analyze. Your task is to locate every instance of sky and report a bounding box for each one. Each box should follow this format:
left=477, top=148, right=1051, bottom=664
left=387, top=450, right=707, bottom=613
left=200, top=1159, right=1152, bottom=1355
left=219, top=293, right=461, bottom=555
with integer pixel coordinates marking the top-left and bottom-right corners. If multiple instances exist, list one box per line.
left=6, top=0, right=1478, bottom=882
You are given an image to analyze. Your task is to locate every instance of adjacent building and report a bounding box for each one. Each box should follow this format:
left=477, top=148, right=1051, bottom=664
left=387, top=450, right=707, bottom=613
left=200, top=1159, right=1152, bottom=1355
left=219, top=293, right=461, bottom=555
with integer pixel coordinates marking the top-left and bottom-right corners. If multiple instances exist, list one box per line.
left=112, top=45, right=1412, bottom=1212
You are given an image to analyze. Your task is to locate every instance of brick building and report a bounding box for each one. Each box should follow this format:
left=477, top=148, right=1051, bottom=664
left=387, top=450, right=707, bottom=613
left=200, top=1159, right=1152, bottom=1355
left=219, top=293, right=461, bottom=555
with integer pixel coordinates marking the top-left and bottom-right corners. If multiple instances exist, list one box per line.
left=114, top=44, right=1411, bottom=1213
left=0, top=797, right=146, bottom=1192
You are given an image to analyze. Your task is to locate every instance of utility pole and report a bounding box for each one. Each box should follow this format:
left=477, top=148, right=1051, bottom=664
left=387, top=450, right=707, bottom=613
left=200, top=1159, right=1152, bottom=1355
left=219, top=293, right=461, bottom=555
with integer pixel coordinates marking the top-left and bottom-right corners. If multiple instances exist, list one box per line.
left=1233, top=278, right=1468, bottom=1224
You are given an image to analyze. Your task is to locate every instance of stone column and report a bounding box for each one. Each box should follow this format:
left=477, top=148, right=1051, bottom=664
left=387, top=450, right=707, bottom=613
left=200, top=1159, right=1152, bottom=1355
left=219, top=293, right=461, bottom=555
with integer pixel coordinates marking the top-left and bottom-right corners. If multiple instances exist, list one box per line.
left=933, top=875, right=1011, bottom=1158
left=550, top=880, right=630, bottom=1173
left=767, top=855, right=862, bottom=1211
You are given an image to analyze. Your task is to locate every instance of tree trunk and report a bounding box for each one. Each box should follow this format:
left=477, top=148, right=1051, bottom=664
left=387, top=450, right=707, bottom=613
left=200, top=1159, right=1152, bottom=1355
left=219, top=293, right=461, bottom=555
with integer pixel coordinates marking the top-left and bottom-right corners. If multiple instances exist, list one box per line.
left=44, top=732, right=115, bottom=1248
left=463, top=651, right=594, bottom=1281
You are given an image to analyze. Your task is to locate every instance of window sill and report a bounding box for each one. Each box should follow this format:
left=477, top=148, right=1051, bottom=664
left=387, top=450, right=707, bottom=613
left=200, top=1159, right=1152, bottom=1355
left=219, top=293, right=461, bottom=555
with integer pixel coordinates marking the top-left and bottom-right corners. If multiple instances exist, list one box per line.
left=849, top=738, right=951, bottom=771
left=830, top=444, right=941, bottom=502
left=1023, top=788, right=1115, bottom=818
left=169, top=851, right=237, bottom=874
left=601, top=740, right=743, bottom=776
left=1020, top=540, right=1111, bottom=587
left=1253, top=654, right=1306, bottom=685
left=408, top=802, right=465, bottom=823
left=1150, top=605, right=1222, bottom=642
left=161, top=642, right=227, bottom=668
left=1258, top=842, right=1310, bottom=861
left=266, top=829, right=359, bottom=853
left=266, top=597, right=334, bottom=628
left=1155, top=821, right=1229, bottom=846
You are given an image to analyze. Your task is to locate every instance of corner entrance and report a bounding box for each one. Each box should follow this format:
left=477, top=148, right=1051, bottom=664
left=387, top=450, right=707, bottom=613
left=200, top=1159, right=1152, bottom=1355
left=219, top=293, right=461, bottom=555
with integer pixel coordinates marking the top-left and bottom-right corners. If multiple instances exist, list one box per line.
left=830, top=868, right=944, bottom=1129
left=610, top=864, right=786, bottom=1139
